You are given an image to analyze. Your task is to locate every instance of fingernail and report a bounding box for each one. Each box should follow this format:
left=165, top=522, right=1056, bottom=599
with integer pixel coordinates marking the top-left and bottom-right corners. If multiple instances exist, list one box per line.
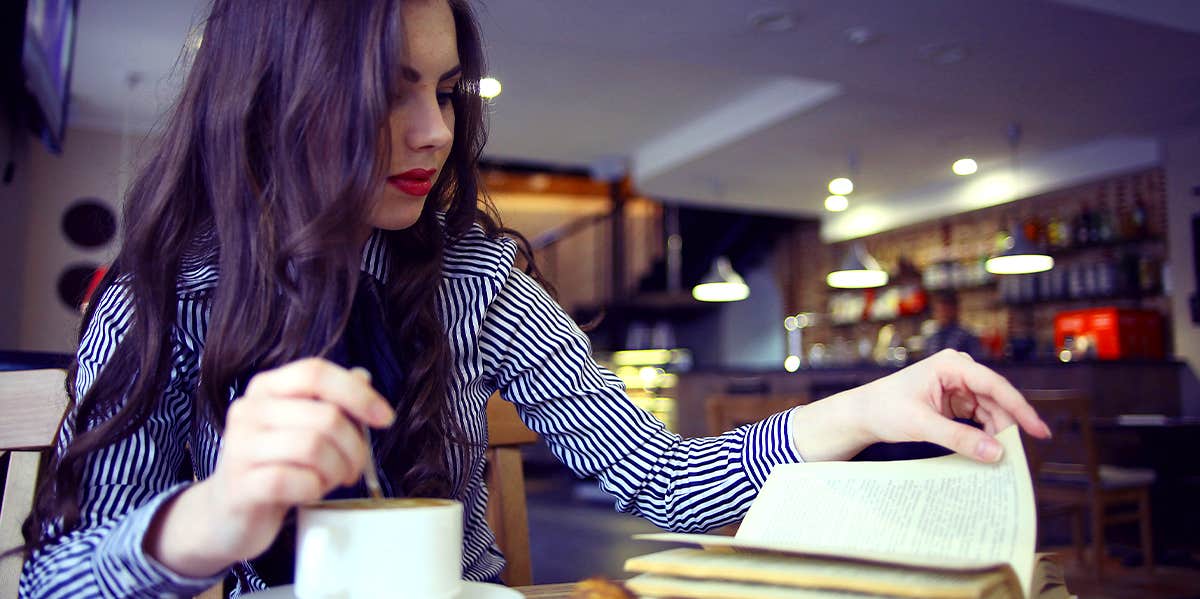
left=372, top=404, right=395, bottom=426
left=976, top=439, right=1003, bottom=462
left=1040, top=421, right=1053, bottom=438
left=351, top=367, right=372, bottom=382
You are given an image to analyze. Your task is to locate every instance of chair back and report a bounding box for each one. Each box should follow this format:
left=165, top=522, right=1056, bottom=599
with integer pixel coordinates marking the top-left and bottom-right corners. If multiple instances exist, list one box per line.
left=705, top=394, right=808, bottom=437
left=484, top=394, right=538, bottom=587
left=0, top=369, right=70, bottom=596
left=1020, top=389, right=1101, bottom=489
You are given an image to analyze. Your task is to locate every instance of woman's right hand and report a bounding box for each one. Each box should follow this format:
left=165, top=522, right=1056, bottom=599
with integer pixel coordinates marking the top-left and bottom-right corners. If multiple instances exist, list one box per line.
left=145, top=358, right=394, bottom=577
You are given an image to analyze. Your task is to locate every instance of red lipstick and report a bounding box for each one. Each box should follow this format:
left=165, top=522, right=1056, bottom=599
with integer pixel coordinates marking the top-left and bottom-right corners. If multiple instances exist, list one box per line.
left=387, top=168, right=437, bottom=197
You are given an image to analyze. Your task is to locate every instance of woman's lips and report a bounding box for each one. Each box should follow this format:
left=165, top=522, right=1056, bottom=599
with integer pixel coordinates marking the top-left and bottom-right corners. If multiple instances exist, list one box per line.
left=387, top=169, right=437, bottom=197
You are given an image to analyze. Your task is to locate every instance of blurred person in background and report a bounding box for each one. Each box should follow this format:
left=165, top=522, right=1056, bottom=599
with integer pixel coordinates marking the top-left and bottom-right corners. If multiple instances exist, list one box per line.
left=925, top=292, right=983, bottom=358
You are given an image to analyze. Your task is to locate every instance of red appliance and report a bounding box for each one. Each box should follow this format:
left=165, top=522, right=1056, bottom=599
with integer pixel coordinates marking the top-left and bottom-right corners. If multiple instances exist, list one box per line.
left=1053, top=307, right=1164, bottom=360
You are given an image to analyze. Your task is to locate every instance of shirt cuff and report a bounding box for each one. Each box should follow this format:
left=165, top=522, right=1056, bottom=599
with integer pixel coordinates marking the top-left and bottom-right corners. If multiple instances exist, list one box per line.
left=93, top=481, right=226, bottom=598
left=739, top=409, right=803, bottom=489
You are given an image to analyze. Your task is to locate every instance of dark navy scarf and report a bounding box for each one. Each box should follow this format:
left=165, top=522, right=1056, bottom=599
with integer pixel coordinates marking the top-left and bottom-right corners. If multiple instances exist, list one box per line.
left=245, top=272, right=406, bottom=589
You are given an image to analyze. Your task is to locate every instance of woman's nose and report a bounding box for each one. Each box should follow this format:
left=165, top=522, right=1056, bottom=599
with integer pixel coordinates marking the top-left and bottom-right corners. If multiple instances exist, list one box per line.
left=405, top=99, right=452, bottom=152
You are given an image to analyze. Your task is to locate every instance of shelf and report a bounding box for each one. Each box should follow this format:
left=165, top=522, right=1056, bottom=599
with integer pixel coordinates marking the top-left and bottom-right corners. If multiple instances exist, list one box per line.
left=923, top=280, right=998, bottom=293
left=828, top=312, right=931, bottom=328
left=1036, top=236, right=1165, bottom=260
left=999, top=291, right=1164, bottom=308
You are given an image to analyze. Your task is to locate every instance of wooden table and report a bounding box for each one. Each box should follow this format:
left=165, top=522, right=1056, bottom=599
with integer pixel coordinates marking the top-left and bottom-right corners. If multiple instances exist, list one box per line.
left=515, top=583, right=576, bottom=598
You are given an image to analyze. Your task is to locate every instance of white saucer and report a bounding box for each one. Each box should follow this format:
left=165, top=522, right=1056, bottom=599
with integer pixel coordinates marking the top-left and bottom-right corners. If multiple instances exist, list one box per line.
left=248, top=580, right=523, bottom=598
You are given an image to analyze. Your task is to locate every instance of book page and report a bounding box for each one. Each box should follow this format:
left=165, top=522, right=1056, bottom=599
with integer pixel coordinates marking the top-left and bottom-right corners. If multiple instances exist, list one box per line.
left=627, top=547, right=1006, bottom=599
left=735, top=426, right=1035, bottom=594
left=627, top=573, right=893, bottom=599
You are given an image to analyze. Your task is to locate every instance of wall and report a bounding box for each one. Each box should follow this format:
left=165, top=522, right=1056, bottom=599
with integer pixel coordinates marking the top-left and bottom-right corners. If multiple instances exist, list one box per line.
left=19, top=127, right=128, bottom=352
left=0, top=114, right=32, bottom=348
left=490, top=191, right=661, bottom=315
left=715, top=256, right=786, bottom=369
left=1163, top=127, right=1200, bottom=415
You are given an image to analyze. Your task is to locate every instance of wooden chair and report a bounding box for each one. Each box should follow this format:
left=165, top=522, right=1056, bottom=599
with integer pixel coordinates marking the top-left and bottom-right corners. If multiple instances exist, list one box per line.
left=0, top=369, right=70, bottom=597
left=705, top=394, right=809, bottom=437
left=1, top=377, right=540, bottom=592
left=1022, top=389, right=1155, bottom=579
left=484, top=393, right=538, bottom=587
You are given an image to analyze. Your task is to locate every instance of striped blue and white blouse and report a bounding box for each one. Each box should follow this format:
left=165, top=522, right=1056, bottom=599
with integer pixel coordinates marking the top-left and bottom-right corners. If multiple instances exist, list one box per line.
left=19, top=222, right=800, bottom=598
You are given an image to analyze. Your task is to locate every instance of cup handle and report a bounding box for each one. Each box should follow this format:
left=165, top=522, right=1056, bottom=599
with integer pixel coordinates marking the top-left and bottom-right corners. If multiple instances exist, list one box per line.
left=296, top=525, right=347, bottom=598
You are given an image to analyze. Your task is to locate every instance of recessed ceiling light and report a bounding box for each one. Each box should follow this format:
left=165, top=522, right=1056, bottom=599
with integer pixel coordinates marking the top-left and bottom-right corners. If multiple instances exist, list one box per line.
left=828, top=177, right=854, bottom=196
left=919, top=42, right=969, bottom=65
left=748, top=9, right=799, bottom=32
left=825, top=195, right=849, bottom=212
left=480, top=77, right=502, bottom=99
left=952, top=158, right=978, bottom=176
left=844, top=26, right=878, bottom=46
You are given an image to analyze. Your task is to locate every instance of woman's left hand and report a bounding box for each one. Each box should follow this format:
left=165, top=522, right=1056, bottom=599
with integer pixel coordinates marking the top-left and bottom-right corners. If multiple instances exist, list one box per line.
left=789, top=349, right=1052, bottom=463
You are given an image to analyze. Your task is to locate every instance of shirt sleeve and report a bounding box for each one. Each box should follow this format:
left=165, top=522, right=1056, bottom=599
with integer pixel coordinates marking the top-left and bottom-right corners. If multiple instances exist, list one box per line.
left=479, top=267, right=801, bottom=533
left=19, top=284, right=224, bottom=599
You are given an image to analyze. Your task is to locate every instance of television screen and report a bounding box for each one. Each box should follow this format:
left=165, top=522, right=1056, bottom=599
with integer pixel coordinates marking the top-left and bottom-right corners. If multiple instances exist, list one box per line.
left=22, top=0, right=78, bottom=153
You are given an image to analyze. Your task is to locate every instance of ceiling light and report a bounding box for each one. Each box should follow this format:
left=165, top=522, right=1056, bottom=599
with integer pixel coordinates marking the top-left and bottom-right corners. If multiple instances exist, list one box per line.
left=748, top=9, right=799, bottom=32
left=827, top=243, right=888, bottom=289
left=480, top=77, right=502, bottom=99
left=828, top=177, right=854, bottom=196
left=824, top=195, right=849, bottom=212
left=844, top=26, right=878, bottom=46
left=692, top=257, right=750, bottom=302
left=952, top=158, right=978, bottom=176
left=985, top=226, right=1054, bottom=275
left=919, top=42, right=969, bottom=65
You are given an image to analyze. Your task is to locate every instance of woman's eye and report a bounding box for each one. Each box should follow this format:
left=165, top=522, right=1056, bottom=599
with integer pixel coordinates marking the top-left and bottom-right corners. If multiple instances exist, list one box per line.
left=436, top=90, right=455, bottom=107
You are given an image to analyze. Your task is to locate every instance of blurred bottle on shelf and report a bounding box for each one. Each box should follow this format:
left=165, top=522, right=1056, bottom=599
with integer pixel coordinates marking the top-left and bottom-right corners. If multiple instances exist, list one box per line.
left=1131, top=193, right=1149, bottom=239
left=922, top=261, right=948, bottom=291
left=1093, top=259, right=1116, bottom=297
left=1094, top=184, right=1115, bottom=243
left=807, top=343, right=827, bottom=368
left=1138, top=254, right=1161, bottom=294
left=980, top=328, right=1006, bottom=360
left=1046, top=209, right=1070, bottom=249
left=1022, top=213, right=1044, bottom=249
left=650, top=320, right=676, bottom=350
left=626, top=321, right=651, bottom=349
left=1073, top=202, right=1092, bottom=247
left=1096, top=202, right=1114, bottom=243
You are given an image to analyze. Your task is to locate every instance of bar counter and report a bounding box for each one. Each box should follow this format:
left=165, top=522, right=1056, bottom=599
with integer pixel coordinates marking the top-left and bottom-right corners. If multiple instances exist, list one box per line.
left=671, top=359, right=1194, bottom=439
left=659, top=359, right=1200, bottom=559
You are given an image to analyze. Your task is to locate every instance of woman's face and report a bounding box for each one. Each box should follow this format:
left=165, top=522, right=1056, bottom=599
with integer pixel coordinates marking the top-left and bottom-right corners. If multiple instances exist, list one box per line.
left=369, top=0, right=460, bottom=232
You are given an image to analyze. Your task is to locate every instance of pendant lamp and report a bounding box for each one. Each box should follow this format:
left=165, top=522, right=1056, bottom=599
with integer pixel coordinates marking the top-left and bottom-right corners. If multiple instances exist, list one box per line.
left=692, top=257, right=750, bottom=302
left=827, top=243, right=888, bottom=289
left=985, top=226, right=1054, bottom=274
left=984, top=123, right=1053, bottom=275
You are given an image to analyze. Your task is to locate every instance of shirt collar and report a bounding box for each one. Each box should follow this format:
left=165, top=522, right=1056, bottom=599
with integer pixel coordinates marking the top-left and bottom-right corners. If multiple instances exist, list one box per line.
left=360, top=229, right=392, bottom=285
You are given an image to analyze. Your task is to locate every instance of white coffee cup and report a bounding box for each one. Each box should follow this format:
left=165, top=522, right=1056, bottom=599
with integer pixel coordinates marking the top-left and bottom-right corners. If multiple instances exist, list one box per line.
left=295, top=498, right=463, bottom=599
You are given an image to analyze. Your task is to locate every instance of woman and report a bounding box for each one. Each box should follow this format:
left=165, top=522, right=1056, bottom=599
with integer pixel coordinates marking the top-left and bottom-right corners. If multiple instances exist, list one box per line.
left=18, top=1, right=1049, bottom=597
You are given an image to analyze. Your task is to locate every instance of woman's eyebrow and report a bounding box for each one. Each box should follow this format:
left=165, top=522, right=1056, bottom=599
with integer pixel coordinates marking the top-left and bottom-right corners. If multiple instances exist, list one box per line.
left=398, top=64, right=463, bottom=83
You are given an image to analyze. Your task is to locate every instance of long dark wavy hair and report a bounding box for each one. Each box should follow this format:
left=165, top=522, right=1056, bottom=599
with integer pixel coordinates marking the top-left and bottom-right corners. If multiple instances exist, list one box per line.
left=21, top=0, right=548, bottom=553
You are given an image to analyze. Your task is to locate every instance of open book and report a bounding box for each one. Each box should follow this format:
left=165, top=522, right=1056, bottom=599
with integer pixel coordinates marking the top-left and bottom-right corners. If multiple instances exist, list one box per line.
left=624, top=426, right=1072, bottom=599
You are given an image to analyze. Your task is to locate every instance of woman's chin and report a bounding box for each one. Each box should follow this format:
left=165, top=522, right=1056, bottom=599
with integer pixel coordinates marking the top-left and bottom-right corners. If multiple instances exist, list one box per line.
left=369, top=199, right=425, bottom=231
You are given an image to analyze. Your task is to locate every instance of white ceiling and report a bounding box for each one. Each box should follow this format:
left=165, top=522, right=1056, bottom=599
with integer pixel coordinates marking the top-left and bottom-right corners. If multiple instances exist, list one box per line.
left=67, top=0, right=1200, bottom=235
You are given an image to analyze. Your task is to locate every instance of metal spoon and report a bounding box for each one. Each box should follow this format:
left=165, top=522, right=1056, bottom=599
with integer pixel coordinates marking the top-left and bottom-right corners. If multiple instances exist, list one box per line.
left=351, top=367, right=384, bottom=500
